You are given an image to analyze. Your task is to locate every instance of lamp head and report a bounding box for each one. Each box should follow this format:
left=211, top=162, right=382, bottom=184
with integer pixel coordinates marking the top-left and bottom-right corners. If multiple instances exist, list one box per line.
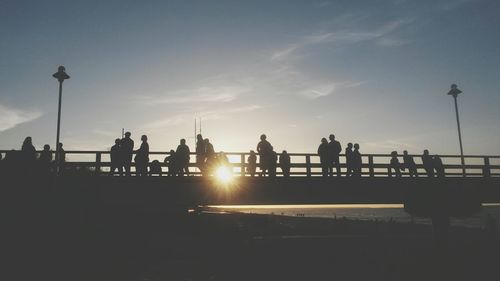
left=52, top=65, right=70, bottom=82
left=447, top=83, right=462, bottom=97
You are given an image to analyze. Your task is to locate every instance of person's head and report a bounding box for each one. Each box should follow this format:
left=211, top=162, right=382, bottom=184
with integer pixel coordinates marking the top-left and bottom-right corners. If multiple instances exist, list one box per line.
left=43, top=144, right=50, bottom=151
left=354, top=143, right=359, bottom=150
left=180, top=138, right=186, bottom=145
left=141, top=135, right=147, bottom=142
left=347, top=142, right=353, bottom=149
left=403, top=150, right=408, bottom=155
left=423, top=149, right=429, bottom=155
left=125, top=132, right=131, bottom=138
left=23, top=136, right=32, bottom=145
left=204, top=138, right=210, bottom=144
left=197, top=134, right=203, bottom=141
left=321, top=137, right=327, bottom=144
left=115, top=138, right=120, bottom=145
left=282, top=150, right=287, bottom=154
left=58, top=142, right=63, bottom=149
left=391, top=151, right=398, bottom=157
left=169, top=149, right=175, bottom=154
left=260, top=134, right=267, bottom=141
left=329, top=134, right=335, bottom=141
left=250, top=150, right=255, bottom=155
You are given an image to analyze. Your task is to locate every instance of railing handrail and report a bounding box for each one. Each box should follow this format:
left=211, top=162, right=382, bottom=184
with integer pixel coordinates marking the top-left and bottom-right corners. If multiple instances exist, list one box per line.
left=2, top=149, right=499, bottom=159
left=1, top=149, right=498, bottom=178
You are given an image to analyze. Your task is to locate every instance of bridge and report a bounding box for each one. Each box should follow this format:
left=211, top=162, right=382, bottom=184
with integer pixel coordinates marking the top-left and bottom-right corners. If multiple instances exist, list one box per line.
left=2, top=150, right=499, bottom=212
left=1, top=150, right=496, bottom=177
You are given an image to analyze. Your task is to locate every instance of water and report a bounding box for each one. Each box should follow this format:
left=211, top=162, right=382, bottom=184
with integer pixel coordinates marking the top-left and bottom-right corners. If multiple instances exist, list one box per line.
left=211, top=204, right=500, bottom=229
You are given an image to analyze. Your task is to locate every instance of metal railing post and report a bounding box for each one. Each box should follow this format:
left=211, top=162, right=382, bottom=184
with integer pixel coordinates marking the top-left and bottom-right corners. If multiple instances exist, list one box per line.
left=240, top=154, right=245, bottom=177
left=483, top=157, right=491, bottom=178
left=368, top=155, right=374, bottom=177
left=306, top=155, right=311, bottom=177
left=95, top=152, right=102, bottom=176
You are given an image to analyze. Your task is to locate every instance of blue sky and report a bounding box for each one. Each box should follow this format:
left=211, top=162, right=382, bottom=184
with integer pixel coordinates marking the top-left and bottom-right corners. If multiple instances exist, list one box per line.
left=1, top=0, right=499, bottom=155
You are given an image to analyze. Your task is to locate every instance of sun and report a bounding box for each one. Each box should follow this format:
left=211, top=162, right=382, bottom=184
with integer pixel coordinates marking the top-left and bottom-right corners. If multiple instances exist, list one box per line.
left=215, top=165, right=233, bottom=183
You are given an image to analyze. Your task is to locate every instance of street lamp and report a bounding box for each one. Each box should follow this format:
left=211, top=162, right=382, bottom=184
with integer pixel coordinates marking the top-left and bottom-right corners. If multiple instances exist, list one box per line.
left=447, top=83, right=465, bottom=177
left=52, top=66, right=70, bottom=175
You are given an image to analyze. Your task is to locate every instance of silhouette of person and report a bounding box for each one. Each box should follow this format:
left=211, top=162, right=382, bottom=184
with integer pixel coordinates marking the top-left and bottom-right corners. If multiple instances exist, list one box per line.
left=403, top=150, right=418, bottom=178
left=269, top=150, right=278, bottom=177
left=421, top=149, right=434, bottom=177
left=176, top=139, right=190, bottom=176
left=247, top=150, right=257, bottom=177
left=149, top=160, right=162, bottom=176
left=164, top=150, right=176, bottom=176
left=120, top=132, right=134, bottom=176
left=317, top=138, right=329, bottom=177
left=204, top=138, right=215, bottom=174
left=56, top=142, right=66, bottom=174
left=345, top=143, right=354, bottom=177
left=279, top=150, right=291, bottom=177
left=389, top=151, right=402, bottom=177
left=352, top=143, right=362, bottom=177
left=328, top=134, right=342, bottom=177
left=21, top=137, right=37, bottom=169
left=196, top=134, right=206, bottom=173
left=433, top=155, right=445, bottom=177
left=39, top=144, right=53, bottom=174
left=134, top=135, right=149, bottom=177
left=109, top=138, right=122, bottom=176
left=257, top=134, right=273, bottom=176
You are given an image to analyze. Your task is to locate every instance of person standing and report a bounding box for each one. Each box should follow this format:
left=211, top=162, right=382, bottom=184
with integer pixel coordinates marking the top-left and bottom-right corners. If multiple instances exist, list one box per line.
left=204, top=138, right=215, bottom=174
left=345, top=143, right=354, bottom=177
left=134, top=135, right=149, bottom=177
left=176, top=139, right=190, bottom=176
left=57, top=142, right=66, bottom=174
left=389, top=151, right=402, bottom=177
left=164, top=150, right=176, bottom=176
left=247, top=150, right=257, bottom=177
left=433, top=155, right=445, bottom=177
left=421, top=149, right=434, bottom=177
left=109, top=139, right=122, bottom=176
left=328, top=134, right=342, bottom=177
left=195, top=134, right=206, bottom=174
left=352, top=143, right=362, bottom=177
left=39, top=144, right=53, bottom=174
left=120, top=132, right=134, bottom=176
left=21, top=137, right=37, bottom=171
left=257, top=134, right=273, bottom=176
left=403, top=150, right=418, bottom=177
left=317, top=138, right=329, bottom=177
left=279, top=150, right=291, bottom=177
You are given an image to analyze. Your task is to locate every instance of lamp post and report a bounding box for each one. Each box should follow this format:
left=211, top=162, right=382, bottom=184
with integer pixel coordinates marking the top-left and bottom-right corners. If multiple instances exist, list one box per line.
left=52, top=66, right=70, bottom=175
left=447, top=83, right=465, bottom=177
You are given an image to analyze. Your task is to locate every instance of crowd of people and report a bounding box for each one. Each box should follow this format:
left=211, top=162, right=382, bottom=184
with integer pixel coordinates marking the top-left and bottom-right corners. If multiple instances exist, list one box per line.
left=0, top=132, right=449, bottom=178
left=389, top=150, right=445, bottom=178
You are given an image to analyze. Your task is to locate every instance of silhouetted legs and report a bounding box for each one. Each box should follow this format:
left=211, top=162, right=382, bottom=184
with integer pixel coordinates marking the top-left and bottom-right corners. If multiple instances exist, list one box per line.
left=109, top=163, right=123, bottom=176
left=329, top=158, right=341, bottom=177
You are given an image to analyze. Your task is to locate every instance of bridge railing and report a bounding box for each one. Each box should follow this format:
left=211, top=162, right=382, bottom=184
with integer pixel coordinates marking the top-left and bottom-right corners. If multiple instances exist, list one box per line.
left=1, top=150, right=499, bottom=177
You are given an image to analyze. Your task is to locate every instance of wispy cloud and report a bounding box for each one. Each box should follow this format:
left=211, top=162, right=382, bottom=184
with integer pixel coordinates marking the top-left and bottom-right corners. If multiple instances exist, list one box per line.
left=0, top=104, right=42, bottom=132
left=271, top=19, right=413, bottom=61
left=301, top=80, right=369, bottom=99
left=137, top=84, right=250, bottom=106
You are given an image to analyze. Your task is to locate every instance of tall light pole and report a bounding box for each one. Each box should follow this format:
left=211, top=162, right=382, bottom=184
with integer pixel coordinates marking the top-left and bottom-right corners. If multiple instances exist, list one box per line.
left=52, top=66, right=70, bottom=175
left=447, top=83, right=465, bottom=177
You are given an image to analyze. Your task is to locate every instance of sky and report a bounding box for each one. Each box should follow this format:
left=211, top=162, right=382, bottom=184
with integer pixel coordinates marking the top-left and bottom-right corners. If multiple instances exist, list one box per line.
left=1, top=0, right=499, bottom=156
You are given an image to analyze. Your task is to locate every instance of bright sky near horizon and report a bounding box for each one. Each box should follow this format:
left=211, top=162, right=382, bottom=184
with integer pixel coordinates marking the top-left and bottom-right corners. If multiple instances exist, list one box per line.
left=0, top=0, right=499, bottom=155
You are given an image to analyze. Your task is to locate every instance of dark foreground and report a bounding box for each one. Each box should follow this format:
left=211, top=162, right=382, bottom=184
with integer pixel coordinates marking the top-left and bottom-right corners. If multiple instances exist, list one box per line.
left=5, top=197, right=499, bottom=281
